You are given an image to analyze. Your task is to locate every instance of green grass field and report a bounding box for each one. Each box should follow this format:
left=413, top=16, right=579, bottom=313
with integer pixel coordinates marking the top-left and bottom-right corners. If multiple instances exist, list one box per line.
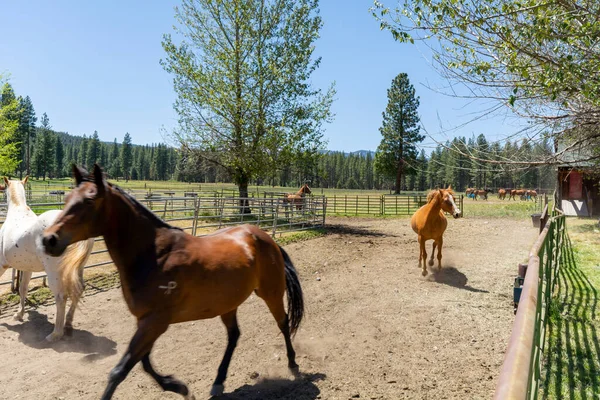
left=19, top=177, right=549, bottom=220
left=542, top=218, right=600, bottom=399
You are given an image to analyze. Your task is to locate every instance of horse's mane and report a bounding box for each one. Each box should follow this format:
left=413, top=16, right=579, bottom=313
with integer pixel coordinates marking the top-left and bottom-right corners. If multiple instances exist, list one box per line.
left=109, top=183, right=182, bottom=231
left=426, top=188, right=455, bottom=203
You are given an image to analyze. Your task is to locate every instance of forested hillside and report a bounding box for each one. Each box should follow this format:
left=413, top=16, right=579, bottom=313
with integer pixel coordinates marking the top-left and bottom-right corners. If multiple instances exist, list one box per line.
left=1, top=82, right=555, bottom=190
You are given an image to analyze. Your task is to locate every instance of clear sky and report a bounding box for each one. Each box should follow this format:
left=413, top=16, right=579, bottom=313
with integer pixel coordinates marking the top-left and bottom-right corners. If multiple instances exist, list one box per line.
left=1, top=1, right=522, bottom=153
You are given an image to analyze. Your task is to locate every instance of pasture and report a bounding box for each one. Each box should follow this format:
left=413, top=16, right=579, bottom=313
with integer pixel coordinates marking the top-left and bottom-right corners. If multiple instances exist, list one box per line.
left=0, top=212, right=540, bottom=399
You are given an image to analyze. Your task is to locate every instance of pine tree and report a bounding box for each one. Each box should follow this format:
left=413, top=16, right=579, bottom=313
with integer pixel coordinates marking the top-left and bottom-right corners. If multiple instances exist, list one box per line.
left=121, top=132, right=132, bottom=181
left=55, top=135, right=64, bottom=178
left=109, top=138, right=121, bottom=179
left=374, top=73, right=424, bottom=194
left=32, top=115, right=55, bottom=180
left=17, top=97, right=37, bottom=178
left=79, top=135, right=88, bottom=167
left=86, top=130, right=101, bottom=169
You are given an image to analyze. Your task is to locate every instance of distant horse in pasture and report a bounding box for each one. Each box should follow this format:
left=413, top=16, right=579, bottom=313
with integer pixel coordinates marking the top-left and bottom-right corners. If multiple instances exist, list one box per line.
left=410, top=186, right=461, bottom=277
left=474, top=189, right=492, bottom=201
left=283, top=184, right=312, bottom=210
left=527, top=190, right=538, bottom=201
left=0, top=177, right=93, bottom=342
left=498, top=189, right=507, bottom=200
left=509, top=189, right=527, bottom=201
left=42, top=164, right=305, bottom=399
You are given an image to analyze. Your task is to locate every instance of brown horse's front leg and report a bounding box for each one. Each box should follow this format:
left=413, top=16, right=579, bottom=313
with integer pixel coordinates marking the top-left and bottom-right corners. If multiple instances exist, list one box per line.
left=101, top=317, right=175, bottom=400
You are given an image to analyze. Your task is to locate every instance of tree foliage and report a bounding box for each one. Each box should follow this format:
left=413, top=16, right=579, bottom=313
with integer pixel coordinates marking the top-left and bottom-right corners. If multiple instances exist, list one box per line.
left=0, top=82, right=21, bottom=176
left=372, top=0, right=600, bottom=164
left=374, top=73, right=424, bottom=193
left=161, top=0, right=335, bottom=198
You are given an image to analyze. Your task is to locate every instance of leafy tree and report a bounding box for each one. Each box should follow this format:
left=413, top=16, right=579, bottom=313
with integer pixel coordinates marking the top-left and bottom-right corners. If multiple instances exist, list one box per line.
left=161, top=0, right=335, bottom=205
left=372, top=0, right=600, bottom=165
left=374, top=73, right=424, bottom=194
left=0, top=82, right=21, bottom=175
left=121, top=132, right=132, bottom=181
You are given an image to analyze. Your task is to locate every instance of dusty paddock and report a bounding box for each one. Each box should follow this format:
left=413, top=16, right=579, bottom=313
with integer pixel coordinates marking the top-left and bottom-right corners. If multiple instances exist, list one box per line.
left=0, top=216, right=538, bottom=400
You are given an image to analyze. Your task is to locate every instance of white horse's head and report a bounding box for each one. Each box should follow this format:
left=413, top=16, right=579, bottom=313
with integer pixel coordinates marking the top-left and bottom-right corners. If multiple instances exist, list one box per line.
left=3, top=176, right=29, bottom=208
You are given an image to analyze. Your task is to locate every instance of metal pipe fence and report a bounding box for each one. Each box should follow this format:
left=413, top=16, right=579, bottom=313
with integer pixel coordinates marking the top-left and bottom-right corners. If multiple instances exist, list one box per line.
left=325, top=194, right=463, bottom=216
left=494, top=210, right=566, bottom=399
left=0, top=194, right=326, bottom=289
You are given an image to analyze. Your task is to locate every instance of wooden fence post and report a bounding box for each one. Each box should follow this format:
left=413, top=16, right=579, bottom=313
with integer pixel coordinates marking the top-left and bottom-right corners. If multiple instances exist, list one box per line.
left=192, top=197, right=200, bottom=236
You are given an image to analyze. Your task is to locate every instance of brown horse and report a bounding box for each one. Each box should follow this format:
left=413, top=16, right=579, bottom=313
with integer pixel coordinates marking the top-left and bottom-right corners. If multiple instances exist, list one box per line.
left=509, top=189, right=526, bottom=200
left=498, top=188, right=507, bottom=200
left=527, top=190, right=538, bottom=201
left=283, top=184, right=312, bottom=210
left=410, top=186, right=461, bottom=277
left=42, top=165, right=305, bottom=400
left=474, top=189, right=488, bottom=200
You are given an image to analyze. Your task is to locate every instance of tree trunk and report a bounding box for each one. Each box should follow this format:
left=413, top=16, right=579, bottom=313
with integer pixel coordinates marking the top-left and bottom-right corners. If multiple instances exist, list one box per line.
left=395, top=160, right=403, bottom=194
left=237, top=171, right=251, bottom=214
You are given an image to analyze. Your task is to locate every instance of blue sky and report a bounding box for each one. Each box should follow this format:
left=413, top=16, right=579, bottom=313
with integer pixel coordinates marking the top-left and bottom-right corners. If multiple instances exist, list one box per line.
left=1, top=1, right=522, bottom=152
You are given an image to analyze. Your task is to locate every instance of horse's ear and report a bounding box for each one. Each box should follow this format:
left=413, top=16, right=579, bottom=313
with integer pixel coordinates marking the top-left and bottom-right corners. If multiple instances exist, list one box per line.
left=93, top=164, right=106, bottom=196
left=72, top=164, right=88, bottom=186
left=3, top=177, right=9, bottom=187
left=447, top=184, right=452, bottom=190
left=22, top=176, right=28, bottom=186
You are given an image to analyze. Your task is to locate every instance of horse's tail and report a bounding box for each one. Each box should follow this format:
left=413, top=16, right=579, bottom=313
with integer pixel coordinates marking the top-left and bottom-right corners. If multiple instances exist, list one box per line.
left=59, top=238, right=94, bottom=301
left=279, top=245, right=304, bottom=337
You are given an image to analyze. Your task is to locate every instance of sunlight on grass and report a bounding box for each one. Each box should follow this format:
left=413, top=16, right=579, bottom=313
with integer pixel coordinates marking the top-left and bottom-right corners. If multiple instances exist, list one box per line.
left=542, top=218, right=600, bottom=399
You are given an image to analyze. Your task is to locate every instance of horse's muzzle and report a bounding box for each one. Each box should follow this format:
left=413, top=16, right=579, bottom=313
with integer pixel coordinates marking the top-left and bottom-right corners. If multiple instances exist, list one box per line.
left=42, top=233, right=67, bottom=257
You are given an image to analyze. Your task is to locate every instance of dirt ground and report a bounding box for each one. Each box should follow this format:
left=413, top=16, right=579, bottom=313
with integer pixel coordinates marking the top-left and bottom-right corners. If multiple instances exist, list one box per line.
left=0, top=216, right=538, bottom=400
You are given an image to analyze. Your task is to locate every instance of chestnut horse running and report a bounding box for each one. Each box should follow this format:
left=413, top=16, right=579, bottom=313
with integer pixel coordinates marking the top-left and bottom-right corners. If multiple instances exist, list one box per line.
left=410, top=186, right=461, bottom=277
left=283, top=184, right=312, bottom=210
left=42, top=165, right=305, bottom=400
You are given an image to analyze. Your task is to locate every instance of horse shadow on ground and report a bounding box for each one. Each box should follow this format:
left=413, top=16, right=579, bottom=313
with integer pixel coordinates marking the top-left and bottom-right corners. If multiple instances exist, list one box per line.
left=541, top=235, right=600, bottom=399
left=429, top=266, right=489, bottom=293
left=214, top=372, right=325, bottom=400
left=0, top=310, right=117, bottom=362
left=327, top=223, right=393, bottom=238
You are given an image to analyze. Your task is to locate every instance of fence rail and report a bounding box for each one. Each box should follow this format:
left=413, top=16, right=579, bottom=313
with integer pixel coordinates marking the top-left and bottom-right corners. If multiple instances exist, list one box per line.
left=494, top=210, right=566, bottom=399
left=0, top=194, right=326, bottom=289
left=326, top=194, right=456, bottom=216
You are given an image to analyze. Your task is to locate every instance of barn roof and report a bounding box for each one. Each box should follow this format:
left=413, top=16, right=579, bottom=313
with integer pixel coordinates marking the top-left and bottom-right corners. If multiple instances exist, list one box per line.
left=557, top=140, right=597, bottom=168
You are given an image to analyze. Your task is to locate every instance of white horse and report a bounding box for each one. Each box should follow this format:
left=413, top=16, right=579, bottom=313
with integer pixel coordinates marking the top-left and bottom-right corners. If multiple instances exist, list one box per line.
left=0, top=177, right=94, bottom=342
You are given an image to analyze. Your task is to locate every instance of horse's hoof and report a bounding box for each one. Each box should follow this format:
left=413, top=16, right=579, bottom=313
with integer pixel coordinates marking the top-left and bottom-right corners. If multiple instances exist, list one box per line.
left=13, top=312, right=24, bottom=322
left=45, top=332, right=63, bottom=343
left=210, top=384, right=224, bottom=397
left=290, top=365, right=301, bottom=378
left=428, top=259, right=434, bottom=267
left=184, top=392, right=196, bottom=400
left=422, top=269, right=428, bottom=277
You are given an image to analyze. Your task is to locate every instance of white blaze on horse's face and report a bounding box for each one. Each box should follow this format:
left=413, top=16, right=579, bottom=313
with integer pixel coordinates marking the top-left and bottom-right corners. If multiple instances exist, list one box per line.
left=448, top=194, right=461, bottom=218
